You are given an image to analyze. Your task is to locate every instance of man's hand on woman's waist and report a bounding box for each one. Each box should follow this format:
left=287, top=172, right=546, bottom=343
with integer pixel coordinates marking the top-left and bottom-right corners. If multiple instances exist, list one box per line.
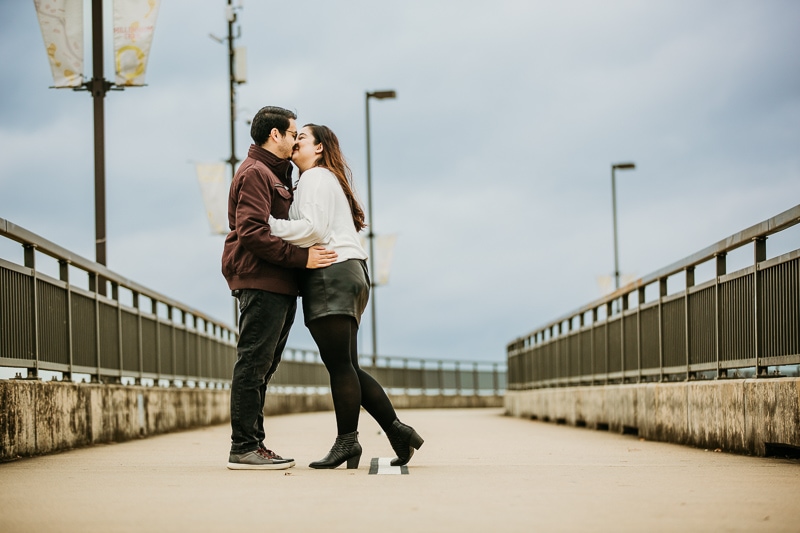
left=306, top=246, right=337, bottom=269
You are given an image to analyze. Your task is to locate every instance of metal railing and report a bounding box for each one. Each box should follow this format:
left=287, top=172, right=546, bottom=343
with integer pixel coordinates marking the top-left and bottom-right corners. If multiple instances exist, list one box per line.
left=507, top=205, right=800, bottom=389
left=1, top=217, right=506, bottom=394
left=0, top=218, right=238, bottom=385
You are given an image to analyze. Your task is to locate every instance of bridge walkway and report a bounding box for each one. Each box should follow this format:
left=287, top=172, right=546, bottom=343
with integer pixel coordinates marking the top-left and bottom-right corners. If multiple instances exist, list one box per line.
left=1, top=408, right=798, bottom=532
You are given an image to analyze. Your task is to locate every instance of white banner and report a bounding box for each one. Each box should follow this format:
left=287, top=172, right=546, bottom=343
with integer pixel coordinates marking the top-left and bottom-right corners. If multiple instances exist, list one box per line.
left=195, top=163, right=229, bottom=235
left=113, top=0, right=161, bottom=86
left=374, top=234, right=397, bottom=286
left=34, top=0, right=84, bottom=88
left=234, top=46, right=247, bottom=83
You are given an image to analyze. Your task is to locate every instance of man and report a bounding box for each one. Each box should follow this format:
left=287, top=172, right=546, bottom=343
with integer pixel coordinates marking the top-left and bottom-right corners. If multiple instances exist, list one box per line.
left=222, top=106, right=337, bottom=470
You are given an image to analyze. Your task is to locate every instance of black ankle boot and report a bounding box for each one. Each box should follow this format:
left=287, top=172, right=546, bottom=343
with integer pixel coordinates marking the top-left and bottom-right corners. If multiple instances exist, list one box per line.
left=386, top=419, right=424, bottom=466
left=309, top=431, right=362, bottom=469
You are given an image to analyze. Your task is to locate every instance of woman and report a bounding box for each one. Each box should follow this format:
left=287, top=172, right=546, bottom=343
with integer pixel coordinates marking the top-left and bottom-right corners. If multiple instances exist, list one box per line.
left=269, top=124, right=423, bottom=469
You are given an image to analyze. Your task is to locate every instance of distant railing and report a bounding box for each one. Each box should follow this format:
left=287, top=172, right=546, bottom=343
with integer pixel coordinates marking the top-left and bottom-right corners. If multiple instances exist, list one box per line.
left=1, top=217, right=506, bottom=395
left=507, top=205, right=800, bottom=389
left=273, top=350, right=506, bottom=396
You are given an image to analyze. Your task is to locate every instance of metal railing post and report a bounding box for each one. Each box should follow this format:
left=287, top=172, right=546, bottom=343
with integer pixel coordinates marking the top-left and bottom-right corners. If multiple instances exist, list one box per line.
left=153, top=299, right=161, bottom=386
left=754, top=237, right=767, bottom=376
left=685, top=266, right=695, bottom=380
left=59, top=259, right=74, bottom=382
left=92, top=272, right=101, bottom=383
left=403, top=358, right=409, bottom=395
left=605, top=301, right=612, bottom=384
left=591, top=307, right=598, bottom=385
left=715, top=253, right=727, bottom=378
left=133, top=291, right=143, bottom=385
left=23, top=245, right=39, bottom=379
left=638, top=286, right=645, bottom=383
left=113, top=281, right=122, bottom=384
left=621, top=292, right=628, bottom=381
left=658, top=278, right=667, bottom=382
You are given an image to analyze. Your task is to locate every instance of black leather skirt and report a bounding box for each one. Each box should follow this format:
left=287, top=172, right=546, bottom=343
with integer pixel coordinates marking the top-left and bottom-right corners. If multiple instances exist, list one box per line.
left=299, top=259, right=370, bottom=326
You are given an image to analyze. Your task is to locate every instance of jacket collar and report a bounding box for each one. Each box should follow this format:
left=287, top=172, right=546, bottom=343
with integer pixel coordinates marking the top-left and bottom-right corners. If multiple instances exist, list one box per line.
left=248, top=144, right=293, bottom=185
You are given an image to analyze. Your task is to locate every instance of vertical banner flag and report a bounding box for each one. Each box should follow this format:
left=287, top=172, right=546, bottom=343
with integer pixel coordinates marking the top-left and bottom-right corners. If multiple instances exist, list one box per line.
left=195, top=163, right=229, bottom=235
left=34, top=0, right=84, bottom=88
left=234, top=47, right=247, bottom=83
left=596, top=275, right=613, bottom=296
left=113, top=0, right=161, bottom=86
left=374, top=234, right=398, bottom=286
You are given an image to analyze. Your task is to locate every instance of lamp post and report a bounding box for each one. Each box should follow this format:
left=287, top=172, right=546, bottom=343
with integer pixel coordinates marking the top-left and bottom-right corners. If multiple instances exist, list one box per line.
left=89, top=0, right=109, bottom=283
left=365, top=89, right=396, bottom=367
left=210, top=1, right=245, bottom=327
left=611, top=162, right=636, bottom=296
left=225, top=2, right=238, bottom=181
left=210, top=0, right=244, bottom=182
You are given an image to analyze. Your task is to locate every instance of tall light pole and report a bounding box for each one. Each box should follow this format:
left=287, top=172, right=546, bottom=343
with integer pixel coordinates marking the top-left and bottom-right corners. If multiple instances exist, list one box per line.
left=210, top=0, right=244, bottom=182
left=90, top=0, right=110, bottom=287
left=365, top=89, right=396, bottom=366
left=211, top=1, right=245, bottom=327
left=611, top=162, right=636, bottom=294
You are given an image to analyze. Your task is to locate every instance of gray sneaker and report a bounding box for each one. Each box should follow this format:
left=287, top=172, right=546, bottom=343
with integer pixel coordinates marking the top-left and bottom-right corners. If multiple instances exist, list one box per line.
left=227, top=447, right=296, bottom=470
left=260, top=442, right=294, bottom=463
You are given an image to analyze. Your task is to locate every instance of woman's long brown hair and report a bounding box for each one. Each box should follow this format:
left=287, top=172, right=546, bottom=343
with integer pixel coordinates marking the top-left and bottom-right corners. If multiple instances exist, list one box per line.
left=304, top=124, right=367, bottom=232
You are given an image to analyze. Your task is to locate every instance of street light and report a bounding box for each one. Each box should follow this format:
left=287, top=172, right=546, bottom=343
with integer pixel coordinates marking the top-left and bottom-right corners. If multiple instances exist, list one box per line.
left=611, top=162, right=636, bottom=298
left=210, top=0, right=245, bottom=327
left=365, top=89, right=397, bottom=367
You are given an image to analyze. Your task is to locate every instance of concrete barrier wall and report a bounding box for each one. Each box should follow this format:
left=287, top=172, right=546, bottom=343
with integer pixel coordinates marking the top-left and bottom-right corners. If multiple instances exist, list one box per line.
left=0, top=380, right=502, bottom=461
left=505, top=378, right=800, bottom=456
left=1, top=381, right=230, bottom=461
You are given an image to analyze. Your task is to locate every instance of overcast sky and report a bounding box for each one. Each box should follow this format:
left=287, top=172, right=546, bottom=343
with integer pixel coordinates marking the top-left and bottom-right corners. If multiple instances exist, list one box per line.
left=1, top=1, right=798, bottom=366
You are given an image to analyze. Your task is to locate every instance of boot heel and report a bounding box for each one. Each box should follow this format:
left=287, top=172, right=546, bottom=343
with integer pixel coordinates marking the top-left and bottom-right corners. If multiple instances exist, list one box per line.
left=387, top=420, right=424, bottom=466
left=309, top=432, right=361, bottom=469
left=346, top=453, right=361, bottom=469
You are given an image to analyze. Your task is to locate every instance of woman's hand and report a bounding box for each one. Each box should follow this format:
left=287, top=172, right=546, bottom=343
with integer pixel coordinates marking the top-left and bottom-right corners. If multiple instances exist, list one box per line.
left=306, top=246, right=337, bottom=269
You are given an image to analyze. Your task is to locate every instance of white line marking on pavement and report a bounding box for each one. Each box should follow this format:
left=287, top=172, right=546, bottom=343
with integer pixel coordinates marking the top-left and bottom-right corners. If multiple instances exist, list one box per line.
left=369, top=457, right=409, bottom=475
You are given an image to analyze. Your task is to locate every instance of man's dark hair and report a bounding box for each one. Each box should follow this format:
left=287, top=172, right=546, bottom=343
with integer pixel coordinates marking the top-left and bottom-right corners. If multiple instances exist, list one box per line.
left=250, top=106, right=297, bottom=145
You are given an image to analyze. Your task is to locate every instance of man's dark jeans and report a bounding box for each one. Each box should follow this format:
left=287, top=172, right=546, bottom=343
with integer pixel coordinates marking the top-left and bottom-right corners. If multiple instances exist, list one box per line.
left=229, top=289, right=296, bottom=454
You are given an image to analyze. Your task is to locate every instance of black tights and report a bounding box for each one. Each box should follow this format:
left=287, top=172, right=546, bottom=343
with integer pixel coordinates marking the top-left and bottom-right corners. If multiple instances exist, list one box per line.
left=308, top=315, right=397, bottom=435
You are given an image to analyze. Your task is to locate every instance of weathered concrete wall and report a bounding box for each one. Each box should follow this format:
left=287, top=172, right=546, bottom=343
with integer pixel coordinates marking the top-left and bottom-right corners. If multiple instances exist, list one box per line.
left=0, top=380, right=502, bottom=461
left=0, top=381, right=232, bottom=461
left=505, top=378, right=800, bottom=456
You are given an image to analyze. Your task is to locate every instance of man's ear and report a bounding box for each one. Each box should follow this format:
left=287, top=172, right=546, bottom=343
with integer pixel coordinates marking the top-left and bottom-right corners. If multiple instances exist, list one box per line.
left=269, top=127, right=281, bottom=142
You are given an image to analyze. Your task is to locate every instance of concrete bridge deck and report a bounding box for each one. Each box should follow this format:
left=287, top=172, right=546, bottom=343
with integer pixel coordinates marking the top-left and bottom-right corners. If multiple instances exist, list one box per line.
left=1, top=408, right=798, bottom=533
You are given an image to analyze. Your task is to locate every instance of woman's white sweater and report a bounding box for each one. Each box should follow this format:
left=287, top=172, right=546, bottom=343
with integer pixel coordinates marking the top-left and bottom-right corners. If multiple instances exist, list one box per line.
left=268, top=166, right=367, bottom=263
